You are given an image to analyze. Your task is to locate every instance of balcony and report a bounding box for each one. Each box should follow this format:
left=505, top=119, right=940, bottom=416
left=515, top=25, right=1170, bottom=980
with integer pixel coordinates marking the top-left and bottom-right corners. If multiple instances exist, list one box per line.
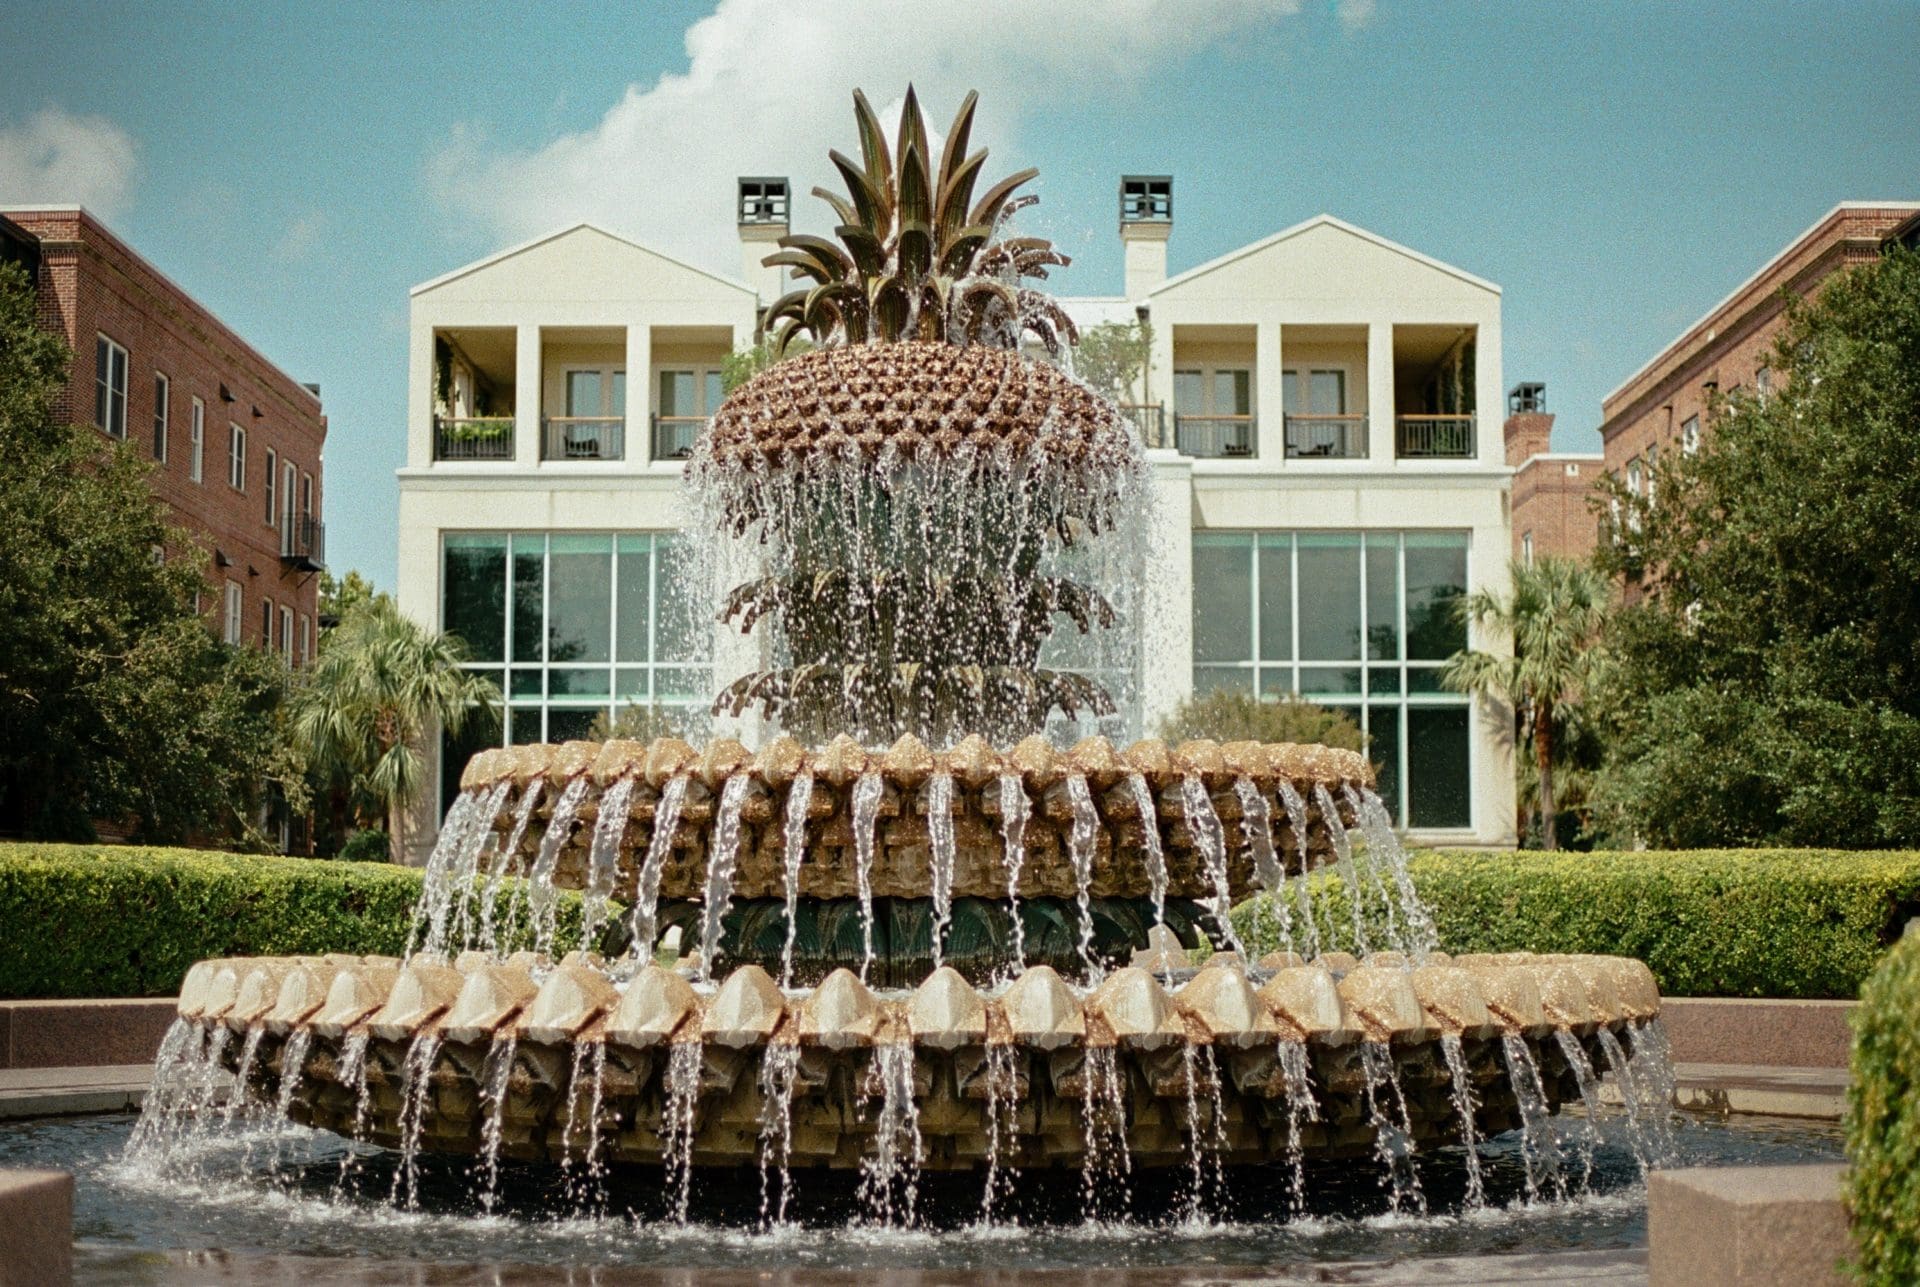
left=542, top=416, right=625, bottom=462
left=1118, top=403, right=1166, bottom=449
left=1284, top=414, right=1368, bottom=459
left=433, top=416, right=514, bottom=462
left=1395, top=414, right=1476, bottom=459
left=652, top=414, right=705, bottom=461
left=280, top=516, right=325, bottom=573
left=1174, top=415, right=1257, bottom=459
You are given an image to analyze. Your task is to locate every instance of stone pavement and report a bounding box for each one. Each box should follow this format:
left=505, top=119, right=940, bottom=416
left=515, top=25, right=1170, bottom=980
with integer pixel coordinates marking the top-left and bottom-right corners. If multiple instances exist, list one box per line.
left=0, top=1064, right=153, bottom=1119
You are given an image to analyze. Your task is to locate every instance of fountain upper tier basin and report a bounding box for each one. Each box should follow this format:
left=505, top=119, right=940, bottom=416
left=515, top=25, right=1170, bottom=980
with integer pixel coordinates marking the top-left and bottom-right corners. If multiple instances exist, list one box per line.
left=455, top=733, right=1371, bottom=903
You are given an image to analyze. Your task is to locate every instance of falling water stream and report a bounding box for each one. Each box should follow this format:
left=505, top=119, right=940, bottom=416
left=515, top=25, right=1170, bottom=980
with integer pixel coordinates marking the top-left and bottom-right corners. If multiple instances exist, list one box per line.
left=1179, top=775, right=1245, bottom=958
left=997, top=773, right=1031, bottom=973
left=1064, top=775, right=1101, bottom=979
left=1126, top=772, right=1168, bottom=932
left=630, top=774, right=690, bottom=961
left=779, top=772, right=815, bottom=989
left=697, top=775, right=754, bottom=984
left=927, top=773, right=957, bottom=970
left=851, top=771, right=884, bottom=983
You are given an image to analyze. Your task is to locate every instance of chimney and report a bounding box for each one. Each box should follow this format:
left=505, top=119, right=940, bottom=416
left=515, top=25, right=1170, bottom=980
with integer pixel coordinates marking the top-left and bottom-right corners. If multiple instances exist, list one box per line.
left=1504, top=382, right=1553, bottom=466
left=1120, top=175, right=1172, bottom=299
left=736, top=177, right=790, bottom=308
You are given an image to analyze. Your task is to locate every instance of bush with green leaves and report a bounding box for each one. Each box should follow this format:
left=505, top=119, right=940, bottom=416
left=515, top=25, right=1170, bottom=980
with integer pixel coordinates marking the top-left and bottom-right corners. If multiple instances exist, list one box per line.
left=1157, top=690, right=1367, bottom=755
left=0, top=842, right=599, bottom=999
left=1847, top=931, right=1920, bottom=1283
left=1231, top=849, right=1920, bottom=999
left=336, top=829, right=391, bottom=863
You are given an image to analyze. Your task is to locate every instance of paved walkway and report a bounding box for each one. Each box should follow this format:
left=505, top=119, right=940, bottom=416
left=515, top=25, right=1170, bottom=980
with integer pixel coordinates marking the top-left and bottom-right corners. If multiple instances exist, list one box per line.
left=0, top=1064, right=151, bottom=1119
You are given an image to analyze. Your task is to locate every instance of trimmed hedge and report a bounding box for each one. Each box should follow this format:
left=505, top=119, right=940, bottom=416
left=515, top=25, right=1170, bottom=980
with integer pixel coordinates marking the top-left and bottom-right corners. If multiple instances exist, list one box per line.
left=1847, top=931, right=1920, bottom=1283
left=1232, top=849, right=1920, bottom=1000
left=0, top=842, right=591, bottom=1000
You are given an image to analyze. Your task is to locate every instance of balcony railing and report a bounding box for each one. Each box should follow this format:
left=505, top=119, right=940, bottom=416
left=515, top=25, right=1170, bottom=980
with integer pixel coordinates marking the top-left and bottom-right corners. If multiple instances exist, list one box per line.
left=652, top=414, right=706, bottom=461
left=280, top=516, right=325, bottom=572
left=1174, top=414, right=1257, bottom=459
left=542, top=416, right=625, bottom=462
left=1117, top=402, right=1167, bottom=449
left=433, top=416, right=515, bottom=461
left=1395, top=414, right=1477, bottom=459
left=1284, top=413, right=1368, bottom=459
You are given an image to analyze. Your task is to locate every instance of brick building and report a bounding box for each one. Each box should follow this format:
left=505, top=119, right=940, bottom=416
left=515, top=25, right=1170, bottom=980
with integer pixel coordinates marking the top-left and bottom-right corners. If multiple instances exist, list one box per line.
left=1598, top=202, right=1920, bottom=495
left=1504, top=382, right=1601, bottom=565
left=2, top=206, right=327, bottom=662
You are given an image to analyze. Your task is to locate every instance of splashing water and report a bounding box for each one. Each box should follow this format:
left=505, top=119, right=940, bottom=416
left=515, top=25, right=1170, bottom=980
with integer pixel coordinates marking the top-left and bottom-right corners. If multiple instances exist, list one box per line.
left=757, top=1043, right=801, bottom=1229
left=580, top=775, right=637, bottom=951
left=1064, top=774, right=1102, bottom=980
left=1599, top=1022, right=1677, bottom=1169
left=697, top=774, right=754, bottom=985
left=1358, top=1040, right=1425, bottom=1215
left=1181, top=775, right=1245, bottom=959
left=1628, top=1019, right=1680, bottom=1161
left=1501, top=1032, right=1565, bottom=1203
left=529, top=776, right=591, bottom=958
left=1235, top=776, right=1293, bottom=957
left=448, top=781, right=514, bottom=953
left=390, top=1031, right=444, bottom=1210
left=630, top=774, right=690, bottom=961
left=126, top=1019, right=202, bottom=1158
left=1126, top=772, right=1169, bottom=932
left=1079, top=1045, right=1131, bottom=1218
left=475, top=1032, right=516, bottom=1213
left=1313, top=783, right=1372, bottom=955
left=980, top=1043, right=1020, bottom=1223
left=1349, top=785, right=1437, bottom=962
left=859, top=1043, right=923, bottom=1227
left=927, top=773, right=956, bottom=970
left=997, top=773, right=1031, bottom=973
left=482, top=779, right=544, bottom=954
left=851, top=771, right=884, bottom=983
left=559, top=1041, right=610, bottom=1214
left=1178, top=1042, right=1229, bottom=1222
left=1274, top=780, right=1322, bottom=960
left=404, top=790, right=478, bottom=959
left=779, top=772, right=814, bottom=989
left=330, top=1031, right=374, bottom=1198
left=1553, top=1029, right=1605, bottom=1190
left=662, top=1040, right=702, bottom=1222
left=224, top=1026, right=266, bottom=1129
left=1438, top=1032, right=1485, bottom=1209
left=1277, top=1038, right=1319, bottom=1216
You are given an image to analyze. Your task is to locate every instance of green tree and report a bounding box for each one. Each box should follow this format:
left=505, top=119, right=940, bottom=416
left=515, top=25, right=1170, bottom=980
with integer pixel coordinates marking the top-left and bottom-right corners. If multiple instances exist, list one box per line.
left=1589, top=247, right=1920, bottom=848
left=288, top=596, right=498, bottom=842
left=1157, top=689, right=1368, bottom=755
left=0, top=262, right=300, bottom=845
left=1441, top=557, right=1611, bottom=850
left=721, top=335, right=812, bottom=395
left=319, top=569, right=382, bottom=625
left=1073, top=318, right=1153, bottom=404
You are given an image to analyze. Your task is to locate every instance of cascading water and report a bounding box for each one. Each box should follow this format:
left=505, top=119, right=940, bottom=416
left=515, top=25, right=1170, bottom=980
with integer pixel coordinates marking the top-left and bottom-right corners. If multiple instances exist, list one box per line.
left=529, top=776, right=590, bottom=957
left=391, top=1031, right=443, bottom=1210
left=1079, top=1045, right=1131, bottom=1218
left=630, top=773, right=690, bottom=960
left=980, top=1042, right=1020, bottom=1223
left=1234, top=776, right=1292, bottom=957
left=697, top=774, right=753, bottom=984
left=1438, top=1032, right=1486, bottom=1209
left=476, top=1033, right=517, bottom=1213
left=859, top=1043, right=923, bottom=1226
left=851, top=771, right=884, bottom=983
left=1180, top=775, right=1245, bottom=958
left=580, top=774, right=637, bottom=950
left=1501, top=1032, right=1566, bottom=1203
left=662, top=1040, right=702, bottom=1223
left=1277, top=1038, right=1318, bottom=1216
left=757, top=1042, right=801, bottom=1228
left=926, top=772, right=957, bottom=970
left=1553, top=1029, right=1605, bottom=1189
left=1274, top=779, right=1322, bottom=959
left=1358, top=1040, right=1424, bottom=1215
left=779, top=771, right=814, bottom=988
left=1349, top=785, right=1437, bottom=961
left=1315, top=783, right=1372, bottom=955
left=1127, top=772, right=1169, bottom=931
left=997, top=773, right=1031, bottom=973
left=482, top=778, right=544, bottom=953
left=1064, top=774, right=1101, bottom=979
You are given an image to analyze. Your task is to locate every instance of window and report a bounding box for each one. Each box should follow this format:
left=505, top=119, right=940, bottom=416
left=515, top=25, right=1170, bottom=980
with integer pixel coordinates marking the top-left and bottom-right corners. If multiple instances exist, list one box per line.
left=1755, top=365, right=1772, bottom=403
left=439, top=531, right=711, bottom=807
left=301, top=472, right=314, bottom=523
left=1645, top=444, right=1658, bottom=508
left=152, top=373, right=169, bottom=462
left=1625, top=457, right=1643, bottom=496
left=1282, top=367, right=1358, bottom=457
left=261, top=598, right=274, bottom=648
left=264, top=448, right=278, bottom=524
left=651, top=368, right=717, bottom=459
left=1681, top=415, right=1700, bottom=455
left=1172, top=365, right=1255, bottom=457
left=282, top=460, right=297, bottom=551
left=1521, top=532, right=1534, bottom=567
left=299, top=614, right=311, bottom=666
left=190, top=398, right=205, bottom=482
left=223, top=583, right=243, bottom=644
left=94, top=336, right=128, bottom=438
left=280, top=606, right=294, bottom=657
left=229, top=424, right=247, bottom=490
left=1189, top=530, right=1472, bottom=828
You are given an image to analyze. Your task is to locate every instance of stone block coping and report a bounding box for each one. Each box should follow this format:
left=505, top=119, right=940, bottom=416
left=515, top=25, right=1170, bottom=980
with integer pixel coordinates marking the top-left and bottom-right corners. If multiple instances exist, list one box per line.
left=0, top=998, right=178, bottom=1070
left=0, top=1168, right=71, bottom=1285
left=1660, top=997, right=1855, bottom=1069
left=1648, top=1164, right=1849, bottom=1287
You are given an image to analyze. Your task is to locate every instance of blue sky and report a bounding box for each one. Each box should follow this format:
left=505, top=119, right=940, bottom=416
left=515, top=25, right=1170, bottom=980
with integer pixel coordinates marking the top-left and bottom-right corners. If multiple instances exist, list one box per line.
left=2, top=1, right=1913, bottom=591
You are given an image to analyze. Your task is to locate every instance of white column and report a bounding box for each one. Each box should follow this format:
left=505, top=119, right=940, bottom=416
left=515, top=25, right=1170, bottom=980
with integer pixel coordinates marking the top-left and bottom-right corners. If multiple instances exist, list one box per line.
left=408, top=323, right=435, bottom=468
left=1147, top=320, right=1176, bottom=450
left=1255, top=320, right=1284, bottom=464
left=625, top=323, right=651, bottom=465
left=1367, top=321, right=1396, bottom=465
left=1139, top=449, right=1195, bottom=735
left=514, top=324, right=542, bottom=469
left=1468, top=515, right=1518, bottom=845
left=1475, top=320, right=1503, bottom=466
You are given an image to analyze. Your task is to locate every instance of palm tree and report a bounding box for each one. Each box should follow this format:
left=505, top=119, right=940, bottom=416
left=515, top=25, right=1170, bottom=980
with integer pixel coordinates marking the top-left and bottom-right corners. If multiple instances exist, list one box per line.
left=290, top=596, right=498, bottom=845
left=1442, top=557, right=1611, bottom=850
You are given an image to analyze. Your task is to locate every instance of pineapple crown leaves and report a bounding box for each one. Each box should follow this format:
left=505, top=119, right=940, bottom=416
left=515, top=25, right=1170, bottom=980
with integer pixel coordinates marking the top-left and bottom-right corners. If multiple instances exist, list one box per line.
left=761, top=87, right=1079, bottom=357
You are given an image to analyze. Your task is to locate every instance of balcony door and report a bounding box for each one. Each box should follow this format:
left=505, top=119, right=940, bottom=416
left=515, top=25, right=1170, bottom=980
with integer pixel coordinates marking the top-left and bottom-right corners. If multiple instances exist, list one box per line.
left=1172, top=366, right=1253, bottom=458
left=280, top=460, right=297, bottom=555
left=654, top=368, right=724, bottom=460
left=1283, top=367, right=1357, bottom=457
left=557, top=368, right=624, bottom=460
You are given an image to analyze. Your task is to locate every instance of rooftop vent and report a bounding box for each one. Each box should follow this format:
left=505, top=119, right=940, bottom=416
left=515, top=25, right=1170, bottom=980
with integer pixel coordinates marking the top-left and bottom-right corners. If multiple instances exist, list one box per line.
left=1120, top=176, right=1172, bottom=225
left=1508, top=382, right=1546, bottom=414
left=738, top=177, right=790, bottom=226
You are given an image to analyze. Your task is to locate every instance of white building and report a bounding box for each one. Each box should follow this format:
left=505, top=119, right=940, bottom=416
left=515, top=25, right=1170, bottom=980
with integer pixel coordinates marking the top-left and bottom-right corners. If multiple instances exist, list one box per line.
left=396, top=178, right=1516, bottom=851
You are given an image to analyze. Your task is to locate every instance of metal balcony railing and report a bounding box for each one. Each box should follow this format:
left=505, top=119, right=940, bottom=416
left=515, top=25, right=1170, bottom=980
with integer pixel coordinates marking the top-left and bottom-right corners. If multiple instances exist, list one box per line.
left=651, top=414, right=706, bottom=461
left=1284, top=413, right=1369, bottom=459
left=542, top=416, right=625, bottom=461
left=1174, top=414, right=1257, bottom=459
left=1117, top=402, right=1167, bottom=449
left=280, top=516, right=325, bottom=572
left=1395, top=414, right=1477, bottom=459
left=433, top=416, right=515, bottom=461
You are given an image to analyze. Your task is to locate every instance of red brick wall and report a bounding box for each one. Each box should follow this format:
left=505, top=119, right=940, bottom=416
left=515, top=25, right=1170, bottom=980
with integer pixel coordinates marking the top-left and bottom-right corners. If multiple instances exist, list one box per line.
left=1512, top=454, right=1602, bottom=564
left=5, top=209, right=327, bottom=664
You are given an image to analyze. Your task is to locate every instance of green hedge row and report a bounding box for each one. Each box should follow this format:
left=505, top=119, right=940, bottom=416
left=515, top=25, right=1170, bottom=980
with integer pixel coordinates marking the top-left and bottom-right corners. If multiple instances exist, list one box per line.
left=1231, top=849, right=1920, bottom=1000
left=0, top=842, right=590, bottom=1000
left=1847, top=931, right=1920, bottom=1283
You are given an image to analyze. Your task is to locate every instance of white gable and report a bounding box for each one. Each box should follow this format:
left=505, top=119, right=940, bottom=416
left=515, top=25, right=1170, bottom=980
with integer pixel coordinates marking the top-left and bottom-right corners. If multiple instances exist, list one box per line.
left=1151, top=215, right=1498, bottom=309
left=412, top=224, right=754, bottom=306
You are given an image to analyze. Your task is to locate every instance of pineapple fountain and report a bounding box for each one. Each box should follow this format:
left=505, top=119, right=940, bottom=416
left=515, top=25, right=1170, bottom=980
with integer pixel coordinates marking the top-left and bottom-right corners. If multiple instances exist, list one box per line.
left=136, top=89, right=1673, bottom=1227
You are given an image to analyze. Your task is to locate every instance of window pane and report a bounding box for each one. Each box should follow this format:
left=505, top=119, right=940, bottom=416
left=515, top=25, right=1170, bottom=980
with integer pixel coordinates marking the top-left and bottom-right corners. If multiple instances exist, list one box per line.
left=654, top=668, right=704, bottom=699
left=704, top=371, right=724, bottom=416
left=654, top=535, right=704, bottom=664
left=1408, top=706, right=1471, bottom=828
left=1309, top=369, right=1345, bottom=415
left=549, top=668, right=610, bottom=698
left=1405, top=533, right=1468, bottom=660
left=1258, top=667, right=1294, bottom=698
left=1172, top=370, right=1203, bottom=416
left=548, top=534, right=611, bottom=664
left=1296, top=666, right=1362, bottom=696
left=1296, top=534, right=1362, bottom=660
left=659, top=371, right=694, bottom=417
left=1192, top=534, right=1252, bottom=664
left=1406, top=667, right=1449, bottom=694
left=566, top=371, right=602, bottom=417
left=511, top=534, right=545, bottom=663
left=1193, top=666, right=1252, bottom=696
left=616, top=535, right=652, bottom=663
left=509, top=669, right=542, bottom=699
left=1367, top=704, right=1402, bottom=824
left=1366, top=666, right=1403, bottom=697
left=443, top=534, right=507, bottom=662
left=508, top=707, right=544, bottom=745
left=547, top=709, right=603, bottom=743
left=1210, top=369, right=1251, bottom=415
left=611, top=371, right=626, bottom=417
left=1281, top=370, right=1301, bottom=414
left=616, top=668, right=651, bottom=700
left=1257, top=534, right=1292, bottom=661
left=1366, top=533, right=1400, bottom=661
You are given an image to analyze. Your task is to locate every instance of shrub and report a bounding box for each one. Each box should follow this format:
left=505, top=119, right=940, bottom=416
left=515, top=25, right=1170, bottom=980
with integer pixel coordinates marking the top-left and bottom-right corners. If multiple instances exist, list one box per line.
left=0, top=842, right=599, bottom=999
left=1847, top=932, right=1920, bottom=1284
left=336, top=829, right=391, bottom=863
left=1157, top=690, right=1367, bottom=755
left=1231, top=849, right=1920, bottom=1000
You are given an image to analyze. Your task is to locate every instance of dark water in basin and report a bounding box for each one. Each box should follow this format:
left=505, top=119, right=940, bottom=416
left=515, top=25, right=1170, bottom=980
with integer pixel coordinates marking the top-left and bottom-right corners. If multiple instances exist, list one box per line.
left=0, top=1110, right=1839, bottom=1273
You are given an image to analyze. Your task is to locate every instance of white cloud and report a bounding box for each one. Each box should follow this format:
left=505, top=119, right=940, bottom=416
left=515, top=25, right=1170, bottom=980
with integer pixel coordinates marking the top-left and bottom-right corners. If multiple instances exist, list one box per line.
left=427, top=0, right=1295, bottom=278
left=0, top=106, right=138, bottom=218
left=1336, top=0, right=1376, bottom=31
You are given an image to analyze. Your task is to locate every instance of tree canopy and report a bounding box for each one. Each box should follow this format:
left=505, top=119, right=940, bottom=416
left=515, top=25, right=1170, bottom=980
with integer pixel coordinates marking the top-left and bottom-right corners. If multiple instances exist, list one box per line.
left=1590, top=246, right=1920, bottom=847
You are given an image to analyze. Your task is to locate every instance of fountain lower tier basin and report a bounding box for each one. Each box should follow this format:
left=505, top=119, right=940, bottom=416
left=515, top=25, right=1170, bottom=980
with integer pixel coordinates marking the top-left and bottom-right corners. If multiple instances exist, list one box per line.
left=175, top=949, right=1658, bottom=1172
left=455, top=733, right=1372, bottom=902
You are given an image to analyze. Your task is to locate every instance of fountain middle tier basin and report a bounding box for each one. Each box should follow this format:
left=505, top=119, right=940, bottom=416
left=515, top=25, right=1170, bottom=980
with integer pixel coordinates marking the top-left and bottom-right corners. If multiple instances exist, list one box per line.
left=178, top=949, right=1659, bottom=1172
left=454, top=733, right=1372, bottom=902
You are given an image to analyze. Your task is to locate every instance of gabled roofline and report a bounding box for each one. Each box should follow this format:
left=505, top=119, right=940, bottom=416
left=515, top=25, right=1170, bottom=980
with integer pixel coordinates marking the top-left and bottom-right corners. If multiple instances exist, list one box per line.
left=1600, top=200, right=1920, bottom=408
left=1150, top=213, right=1500, bottom=297
left=411, top=221, right=756, bottom=297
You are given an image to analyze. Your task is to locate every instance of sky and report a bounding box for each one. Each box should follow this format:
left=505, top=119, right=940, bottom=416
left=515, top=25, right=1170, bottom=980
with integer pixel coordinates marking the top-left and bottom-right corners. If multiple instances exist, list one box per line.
left=2, top=1, right=1914, bottom=591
